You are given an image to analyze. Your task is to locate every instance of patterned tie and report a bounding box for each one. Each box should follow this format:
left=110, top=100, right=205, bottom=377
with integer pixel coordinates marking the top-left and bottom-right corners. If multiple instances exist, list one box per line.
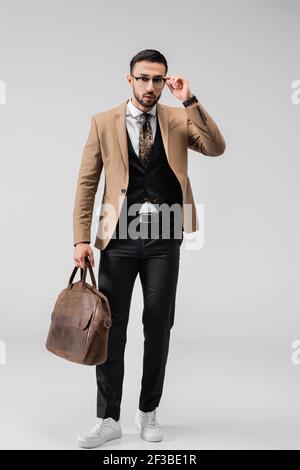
left=139, top=112, right=153, bottom=168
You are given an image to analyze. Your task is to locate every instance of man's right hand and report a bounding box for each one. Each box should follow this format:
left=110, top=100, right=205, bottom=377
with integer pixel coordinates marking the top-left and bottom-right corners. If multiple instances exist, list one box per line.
left=73, top=243, right=95, bottom=269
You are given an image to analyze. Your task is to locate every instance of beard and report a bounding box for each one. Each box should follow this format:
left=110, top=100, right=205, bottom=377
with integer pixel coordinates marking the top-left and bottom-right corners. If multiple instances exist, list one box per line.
left=133, top=88, right=161, bottom=108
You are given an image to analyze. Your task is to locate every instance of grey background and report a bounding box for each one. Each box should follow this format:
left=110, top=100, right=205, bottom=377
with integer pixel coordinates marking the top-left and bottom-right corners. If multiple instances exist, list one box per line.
left=0, top=0, right=299, bottom=449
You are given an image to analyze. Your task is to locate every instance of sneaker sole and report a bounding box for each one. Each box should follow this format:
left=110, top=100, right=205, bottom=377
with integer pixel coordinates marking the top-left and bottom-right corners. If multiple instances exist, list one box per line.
left=141, top=432, right=163, bottom=442
left=77, top=429, right=122, bottom=449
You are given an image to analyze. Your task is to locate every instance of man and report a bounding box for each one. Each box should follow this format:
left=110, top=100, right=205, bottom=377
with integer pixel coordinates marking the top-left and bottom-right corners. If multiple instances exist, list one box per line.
left=73, top=49, right=226, bottom=449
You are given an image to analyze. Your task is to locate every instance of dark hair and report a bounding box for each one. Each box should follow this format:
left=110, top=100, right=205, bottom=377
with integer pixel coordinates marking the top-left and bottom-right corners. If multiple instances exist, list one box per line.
left=130, top=49, right=168, bottom=75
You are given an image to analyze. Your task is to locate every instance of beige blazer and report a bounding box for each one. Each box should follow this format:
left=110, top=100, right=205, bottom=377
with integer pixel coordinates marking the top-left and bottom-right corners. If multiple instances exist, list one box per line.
left=73, top=98, right=226, bottom=251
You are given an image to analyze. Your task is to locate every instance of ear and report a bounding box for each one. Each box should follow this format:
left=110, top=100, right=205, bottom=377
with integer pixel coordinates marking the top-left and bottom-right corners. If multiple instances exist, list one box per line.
left=126, top=74, right=132, bottom=86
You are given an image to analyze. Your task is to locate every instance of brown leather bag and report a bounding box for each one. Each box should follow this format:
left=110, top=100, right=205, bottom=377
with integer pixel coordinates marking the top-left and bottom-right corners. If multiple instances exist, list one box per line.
left=46, top=257, right=112, bottom=365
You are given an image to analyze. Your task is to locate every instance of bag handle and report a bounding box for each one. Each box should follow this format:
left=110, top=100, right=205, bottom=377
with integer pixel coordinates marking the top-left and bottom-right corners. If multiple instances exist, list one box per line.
left=68, top=256, right=97, bottom=289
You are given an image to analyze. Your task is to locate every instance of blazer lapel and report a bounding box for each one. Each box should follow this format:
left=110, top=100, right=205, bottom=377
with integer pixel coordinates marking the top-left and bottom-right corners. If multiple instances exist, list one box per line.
left=113, top=98, right=170, bottom=173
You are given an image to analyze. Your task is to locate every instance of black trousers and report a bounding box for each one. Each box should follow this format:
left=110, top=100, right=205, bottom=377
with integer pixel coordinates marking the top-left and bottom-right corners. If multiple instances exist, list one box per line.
left=96, top=217, right=183, bottom=420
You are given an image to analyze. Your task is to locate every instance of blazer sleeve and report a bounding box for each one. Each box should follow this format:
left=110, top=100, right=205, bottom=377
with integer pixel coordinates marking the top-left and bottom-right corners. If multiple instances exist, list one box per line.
left=186, top=102, right=226, bottom=156
left=73, top=116, right=103, bottom=246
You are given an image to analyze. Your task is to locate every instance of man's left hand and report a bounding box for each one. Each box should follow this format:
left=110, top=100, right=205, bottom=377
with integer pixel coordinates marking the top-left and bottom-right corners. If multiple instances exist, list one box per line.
left=165, top=75, right=193, bottom=102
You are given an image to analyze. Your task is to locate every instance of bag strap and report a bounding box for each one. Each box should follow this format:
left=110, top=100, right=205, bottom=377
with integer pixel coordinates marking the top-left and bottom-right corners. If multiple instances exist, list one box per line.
left=68, top=256, right=97, bottom=289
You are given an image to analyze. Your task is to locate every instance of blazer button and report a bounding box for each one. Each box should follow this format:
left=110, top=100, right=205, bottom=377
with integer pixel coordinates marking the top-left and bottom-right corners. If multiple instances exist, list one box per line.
left=121, top=189, right=126, bottom=194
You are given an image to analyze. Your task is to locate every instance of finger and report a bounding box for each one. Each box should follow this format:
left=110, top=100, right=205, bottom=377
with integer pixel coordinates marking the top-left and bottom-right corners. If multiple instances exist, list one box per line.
left=166, top=81, right=174, bottom=92
left=174, top=76, right=185, bottom=88
left=165, top=76, right=174, bottom=85
left=174, top=75, right=183, bottom=83
left=80, top=257, right=86, bottom=270
left=89, top=252, right=95, bottom=268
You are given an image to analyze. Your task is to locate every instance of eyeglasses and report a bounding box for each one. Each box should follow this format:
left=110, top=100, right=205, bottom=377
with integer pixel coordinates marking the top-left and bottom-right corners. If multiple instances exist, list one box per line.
left=131, top=75, right=167, bottom=88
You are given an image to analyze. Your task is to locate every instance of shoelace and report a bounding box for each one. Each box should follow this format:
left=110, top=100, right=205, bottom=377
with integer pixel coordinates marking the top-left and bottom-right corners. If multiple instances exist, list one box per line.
left=86, top=418, right=112, bottom=435
left=142, top=409, right=159, bottom=427
left=86, top=419, right=102, bottom=435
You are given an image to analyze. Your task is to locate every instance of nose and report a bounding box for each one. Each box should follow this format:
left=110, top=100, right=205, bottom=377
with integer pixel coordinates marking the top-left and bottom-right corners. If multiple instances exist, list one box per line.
left=146, top=79, right=154, bottom=92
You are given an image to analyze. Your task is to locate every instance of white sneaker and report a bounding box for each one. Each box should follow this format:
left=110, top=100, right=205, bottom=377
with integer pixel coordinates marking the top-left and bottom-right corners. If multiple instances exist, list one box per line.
left=77, top=417, right=122, bottom=449
left=135, top=408, right=163, bottom=442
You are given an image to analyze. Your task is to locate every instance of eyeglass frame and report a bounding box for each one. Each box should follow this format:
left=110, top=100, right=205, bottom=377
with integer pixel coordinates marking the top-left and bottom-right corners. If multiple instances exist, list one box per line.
left=131, top=74, right=167, bottom=88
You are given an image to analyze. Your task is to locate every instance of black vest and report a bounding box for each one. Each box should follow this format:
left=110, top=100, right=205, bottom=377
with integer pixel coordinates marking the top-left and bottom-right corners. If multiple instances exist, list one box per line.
left=113, top=117, right=183, bottom=240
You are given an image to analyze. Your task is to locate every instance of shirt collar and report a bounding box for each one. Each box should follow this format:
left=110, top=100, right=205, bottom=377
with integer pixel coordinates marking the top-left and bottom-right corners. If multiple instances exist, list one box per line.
left=126, top=97, right=156, bottom=120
